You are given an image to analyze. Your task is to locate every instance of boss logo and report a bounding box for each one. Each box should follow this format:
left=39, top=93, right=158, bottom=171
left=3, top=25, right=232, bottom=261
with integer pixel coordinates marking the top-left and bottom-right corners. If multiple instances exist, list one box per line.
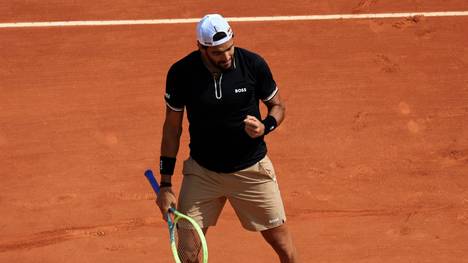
left=234, top=88, right=247, bottom=94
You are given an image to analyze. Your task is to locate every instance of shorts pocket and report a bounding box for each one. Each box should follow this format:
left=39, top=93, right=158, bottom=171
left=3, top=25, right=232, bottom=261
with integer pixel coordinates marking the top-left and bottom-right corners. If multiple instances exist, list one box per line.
left=258, top=156, right=276, bottom=180
left=182, top=157, right=201, bottom=176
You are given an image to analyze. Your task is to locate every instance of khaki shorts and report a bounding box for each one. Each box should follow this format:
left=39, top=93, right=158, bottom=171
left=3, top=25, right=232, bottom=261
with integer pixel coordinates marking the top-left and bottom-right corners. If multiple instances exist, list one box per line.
left=178, top=155, right=286, bottom=232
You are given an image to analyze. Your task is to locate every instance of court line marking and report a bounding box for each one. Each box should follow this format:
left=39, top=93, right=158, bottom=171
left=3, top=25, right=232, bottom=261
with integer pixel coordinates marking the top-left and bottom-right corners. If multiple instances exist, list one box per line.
left=0, top=11, right=467, bottom=28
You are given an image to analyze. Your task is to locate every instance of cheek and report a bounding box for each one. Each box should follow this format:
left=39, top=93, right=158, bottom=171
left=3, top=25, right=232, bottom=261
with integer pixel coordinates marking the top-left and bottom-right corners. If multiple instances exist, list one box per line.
left=214, top=55, right=227, bottom=63
left=207, top=53, right=220, bottom=62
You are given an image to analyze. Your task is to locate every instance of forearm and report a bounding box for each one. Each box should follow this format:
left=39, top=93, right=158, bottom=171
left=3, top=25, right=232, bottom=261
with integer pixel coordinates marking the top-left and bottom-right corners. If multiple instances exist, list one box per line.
left=160, top=123, right=182, bottom=158
left=160, top=118, right=183, bottom=183
left=267, top=103, right=285, bottom=126
left=160, top=132, right=180, bottom=183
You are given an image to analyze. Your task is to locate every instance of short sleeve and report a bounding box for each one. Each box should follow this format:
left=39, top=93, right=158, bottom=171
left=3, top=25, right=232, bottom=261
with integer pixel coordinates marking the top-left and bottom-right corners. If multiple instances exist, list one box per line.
left=254, top=56, right=279, bottom=102
left=165, top=64, right=185, bottom=111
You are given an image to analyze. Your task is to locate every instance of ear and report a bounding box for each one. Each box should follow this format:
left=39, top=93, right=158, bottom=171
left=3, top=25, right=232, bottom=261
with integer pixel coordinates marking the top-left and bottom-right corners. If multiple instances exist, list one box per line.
left=197, top=41, right=207, bottom=50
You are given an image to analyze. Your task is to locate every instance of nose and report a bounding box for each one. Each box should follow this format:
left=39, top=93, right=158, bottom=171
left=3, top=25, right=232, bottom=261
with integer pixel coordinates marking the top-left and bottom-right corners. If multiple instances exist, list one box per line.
left=223, top=51, right=231, bottom=61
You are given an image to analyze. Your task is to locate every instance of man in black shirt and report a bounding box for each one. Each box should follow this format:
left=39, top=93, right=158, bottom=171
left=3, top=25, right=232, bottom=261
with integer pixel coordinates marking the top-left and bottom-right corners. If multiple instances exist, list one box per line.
left=156, top=14, right=299, bottom=262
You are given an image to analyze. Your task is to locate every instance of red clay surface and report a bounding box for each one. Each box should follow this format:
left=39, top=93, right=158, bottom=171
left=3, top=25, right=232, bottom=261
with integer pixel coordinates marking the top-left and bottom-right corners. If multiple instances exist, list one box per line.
left=1, top=1, right=468, bottom=22
left=1, top=1, right=467, bottom=262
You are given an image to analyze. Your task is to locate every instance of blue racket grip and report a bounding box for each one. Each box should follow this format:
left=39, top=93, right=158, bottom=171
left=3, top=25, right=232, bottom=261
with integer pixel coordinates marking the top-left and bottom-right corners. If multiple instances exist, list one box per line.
left=144, top=169, right=161, bottom=195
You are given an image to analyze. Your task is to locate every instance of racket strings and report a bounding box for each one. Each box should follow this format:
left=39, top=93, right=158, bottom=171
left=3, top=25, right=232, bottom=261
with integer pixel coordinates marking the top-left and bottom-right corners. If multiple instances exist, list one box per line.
left=174, top=219, right=204, bottom=263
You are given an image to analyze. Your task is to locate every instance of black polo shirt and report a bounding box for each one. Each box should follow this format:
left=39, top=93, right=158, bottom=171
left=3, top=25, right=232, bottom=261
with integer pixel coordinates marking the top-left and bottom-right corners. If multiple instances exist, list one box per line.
left=165, top=47, right=278, bottom=173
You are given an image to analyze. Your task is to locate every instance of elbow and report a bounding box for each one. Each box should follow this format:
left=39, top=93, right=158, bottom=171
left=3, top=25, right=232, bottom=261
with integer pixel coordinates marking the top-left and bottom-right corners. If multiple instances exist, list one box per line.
left=177, top=126, right=183, bottom=138
left=162, top=121, right=183, bottom=139
left=279, top=101, right=286, bottom=120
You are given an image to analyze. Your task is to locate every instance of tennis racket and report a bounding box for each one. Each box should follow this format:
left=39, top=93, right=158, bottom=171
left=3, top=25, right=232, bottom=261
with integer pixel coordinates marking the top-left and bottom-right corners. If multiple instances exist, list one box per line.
left=144, top=169, right=208, bottom=263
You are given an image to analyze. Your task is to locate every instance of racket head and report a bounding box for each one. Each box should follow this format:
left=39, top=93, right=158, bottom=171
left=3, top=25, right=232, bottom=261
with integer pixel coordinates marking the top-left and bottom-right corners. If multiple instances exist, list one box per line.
left=168, top=209, right=208, bottom=263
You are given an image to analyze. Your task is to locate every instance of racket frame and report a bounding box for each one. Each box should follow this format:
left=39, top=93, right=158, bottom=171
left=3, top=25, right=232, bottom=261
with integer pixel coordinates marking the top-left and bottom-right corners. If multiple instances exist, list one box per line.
left=144, top=169, right=208, bottom=263
left=167, top=208, right=208, bottom=263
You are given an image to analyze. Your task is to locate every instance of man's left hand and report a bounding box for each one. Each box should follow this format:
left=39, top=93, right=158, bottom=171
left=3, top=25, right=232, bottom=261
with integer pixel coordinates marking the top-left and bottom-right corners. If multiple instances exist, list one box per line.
left=243, top=115, right=265, bottom=138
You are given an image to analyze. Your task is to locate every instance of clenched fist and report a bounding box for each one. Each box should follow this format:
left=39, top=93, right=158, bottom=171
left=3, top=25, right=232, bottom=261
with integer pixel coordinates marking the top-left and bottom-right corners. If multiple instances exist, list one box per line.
left=243, top=115, right=265, bottom=138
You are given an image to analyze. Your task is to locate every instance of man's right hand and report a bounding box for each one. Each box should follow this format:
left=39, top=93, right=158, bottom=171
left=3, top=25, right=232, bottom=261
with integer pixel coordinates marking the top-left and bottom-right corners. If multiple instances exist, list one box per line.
left=156, top=187, right=177, bottom=221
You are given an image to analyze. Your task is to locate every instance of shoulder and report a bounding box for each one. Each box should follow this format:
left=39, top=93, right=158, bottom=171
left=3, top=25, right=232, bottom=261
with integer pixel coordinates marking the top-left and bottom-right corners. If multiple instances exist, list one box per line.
left=236, top=47, right=265, bottom=63
left=168, top=50, right=201, bottom=74
left=235, top=47, right=270, bottom=70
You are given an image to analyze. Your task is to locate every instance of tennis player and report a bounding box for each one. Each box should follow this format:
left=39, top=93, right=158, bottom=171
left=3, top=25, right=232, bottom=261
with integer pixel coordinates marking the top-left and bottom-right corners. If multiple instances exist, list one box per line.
left=156, top=14, right=299, bottom=262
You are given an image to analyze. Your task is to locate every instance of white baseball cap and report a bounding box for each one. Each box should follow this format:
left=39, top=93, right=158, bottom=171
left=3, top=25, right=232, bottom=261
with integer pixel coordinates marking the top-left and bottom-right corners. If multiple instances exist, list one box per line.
left=197, top=14, right=233, bottom=47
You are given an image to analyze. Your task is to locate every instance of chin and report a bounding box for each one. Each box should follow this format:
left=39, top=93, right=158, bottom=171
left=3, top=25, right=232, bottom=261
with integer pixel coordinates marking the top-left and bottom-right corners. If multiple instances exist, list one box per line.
left=219, top=62, right=232, bottom=70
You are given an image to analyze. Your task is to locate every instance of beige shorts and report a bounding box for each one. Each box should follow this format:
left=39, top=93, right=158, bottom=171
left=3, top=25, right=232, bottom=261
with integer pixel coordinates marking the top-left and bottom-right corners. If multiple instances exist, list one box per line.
left=178, top=155, right=286, bottom=232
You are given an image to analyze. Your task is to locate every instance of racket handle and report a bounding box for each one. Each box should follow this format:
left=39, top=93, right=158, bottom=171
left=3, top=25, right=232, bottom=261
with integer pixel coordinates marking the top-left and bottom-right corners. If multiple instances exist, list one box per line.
left=145, top=169, right=174, bottom=219
left=144, top=169, right=161, bottom=195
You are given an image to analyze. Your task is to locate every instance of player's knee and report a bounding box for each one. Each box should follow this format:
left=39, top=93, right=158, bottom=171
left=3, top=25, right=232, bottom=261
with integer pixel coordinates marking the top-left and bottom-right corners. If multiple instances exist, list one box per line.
left=262, top=226, right=298, bottom=262
left=275, top=242, right=298, bottom=263
left=266, top=236, right=293, bottom=255
left=277, top=241, right=296, bottom=258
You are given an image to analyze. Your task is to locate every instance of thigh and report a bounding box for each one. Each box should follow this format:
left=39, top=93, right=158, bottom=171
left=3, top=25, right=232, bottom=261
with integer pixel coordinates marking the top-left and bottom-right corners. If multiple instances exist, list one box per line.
left=178, top=157, right=226, bottom=229
left=226, top=156, right=287, bottom=231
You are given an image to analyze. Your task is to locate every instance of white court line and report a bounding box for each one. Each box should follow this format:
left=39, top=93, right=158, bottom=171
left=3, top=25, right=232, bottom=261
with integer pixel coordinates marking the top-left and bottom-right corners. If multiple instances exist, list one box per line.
left=0, top=11, right=467, bottom=28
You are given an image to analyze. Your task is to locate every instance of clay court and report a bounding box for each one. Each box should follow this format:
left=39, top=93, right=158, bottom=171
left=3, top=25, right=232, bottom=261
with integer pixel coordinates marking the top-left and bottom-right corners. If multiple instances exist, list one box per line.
left=1, top=1, right=467, bottom=262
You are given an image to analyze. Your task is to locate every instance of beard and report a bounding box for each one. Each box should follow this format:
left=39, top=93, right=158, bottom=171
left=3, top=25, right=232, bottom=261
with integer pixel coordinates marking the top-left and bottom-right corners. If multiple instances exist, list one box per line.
left=206, top=54, right=232, bottom=71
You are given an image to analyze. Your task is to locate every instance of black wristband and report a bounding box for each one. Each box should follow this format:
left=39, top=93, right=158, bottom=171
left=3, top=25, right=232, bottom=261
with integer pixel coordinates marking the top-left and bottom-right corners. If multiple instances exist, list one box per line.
left=262, top=115, right=278, bottom=135
left=160, top=181, right=172, bottom=188
left=160, top=156, right=176, bottom=175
